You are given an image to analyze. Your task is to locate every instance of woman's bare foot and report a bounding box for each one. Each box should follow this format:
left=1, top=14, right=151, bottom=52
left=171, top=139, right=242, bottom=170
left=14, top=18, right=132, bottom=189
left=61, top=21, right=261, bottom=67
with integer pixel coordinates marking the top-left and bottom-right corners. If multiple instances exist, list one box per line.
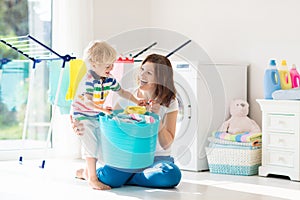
left=89, top=177, right=111, bottom=190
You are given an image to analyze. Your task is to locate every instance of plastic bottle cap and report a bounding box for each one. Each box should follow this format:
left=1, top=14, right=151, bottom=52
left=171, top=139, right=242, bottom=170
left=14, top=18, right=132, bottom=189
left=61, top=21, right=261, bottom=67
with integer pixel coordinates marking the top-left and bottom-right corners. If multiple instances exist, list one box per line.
left=281, top=60, right=287, bottom=66
left=269, top=59, right=276, bottom=66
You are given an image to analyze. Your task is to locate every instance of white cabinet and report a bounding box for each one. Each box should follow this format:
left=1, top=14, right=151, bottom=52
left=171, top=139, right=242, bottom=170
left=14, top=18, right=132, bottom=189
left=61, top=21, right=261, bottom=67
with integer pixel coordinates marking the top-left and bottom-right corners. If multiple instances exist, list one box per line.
left=257, top=99, right=300, bottom=181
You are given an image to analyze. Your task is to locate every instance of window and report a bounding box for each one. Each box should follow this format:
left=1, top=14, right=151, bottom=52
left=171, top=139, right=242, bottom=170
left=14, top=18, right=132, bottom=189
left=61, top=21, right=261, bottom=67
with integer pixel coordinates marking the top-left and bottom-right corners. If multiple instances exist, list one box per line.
left=0, top=0, right=52, bottom=158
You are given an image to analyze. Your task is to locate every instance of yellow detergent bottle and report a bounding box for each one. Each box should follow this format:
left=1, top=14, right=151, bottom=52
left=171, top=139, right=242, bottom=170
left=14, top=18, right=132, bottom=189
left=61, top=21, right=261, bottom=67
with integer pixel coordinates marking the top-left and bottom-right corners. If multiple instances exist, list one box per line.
left=278, top=60, right=292, bottom=90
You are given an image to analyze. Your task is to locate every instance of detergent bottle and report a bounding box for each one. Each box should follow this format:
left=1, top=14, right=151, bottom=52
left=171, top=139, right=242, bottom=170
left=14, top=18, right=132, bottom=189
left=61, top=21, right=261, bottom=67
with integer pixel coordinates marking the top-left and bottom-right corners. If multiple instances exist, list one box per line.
left=278, top=60, right=292, bottom=90
left=264, top=59, right=281, bottom=99
left=290, top=64, right=300, bottom=88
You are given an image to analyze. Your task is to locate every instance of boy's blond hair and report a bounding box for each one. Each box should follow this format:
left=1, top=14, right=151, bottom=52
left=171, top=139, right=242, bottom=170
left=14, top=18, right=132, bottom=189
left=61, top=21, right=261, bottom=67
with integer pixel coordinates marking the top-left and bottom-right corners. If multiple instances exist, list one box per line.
left=83, top=40, right=117, bottom=67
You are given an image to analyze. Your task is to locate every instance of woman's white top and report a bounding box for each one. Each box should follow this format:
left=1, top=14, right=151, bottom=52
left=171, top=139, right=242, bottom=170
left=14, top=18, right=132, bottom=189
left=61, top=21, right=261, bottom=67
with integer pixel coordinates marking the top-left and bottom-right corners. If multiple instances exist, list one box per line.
left=117, top=88, right=179, bottom=156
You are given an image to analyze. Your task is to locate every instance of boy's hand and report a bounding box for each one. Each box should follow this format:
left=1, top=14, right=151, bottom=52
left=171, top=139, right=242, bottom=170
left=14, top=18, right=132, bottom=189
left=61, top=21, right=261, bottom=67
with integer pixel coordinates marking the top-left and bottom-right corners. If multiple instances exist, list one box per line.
left=103, top=106, right=113, bottom=115
left=70, top=115, right=84, bottom=136
left=92, top=104, right=113, bottom=115
left=138, top=99, right=147, bottom=106
left=105, top=106, right=112, bottom=111
left=94, top=107, right=112, bottom=115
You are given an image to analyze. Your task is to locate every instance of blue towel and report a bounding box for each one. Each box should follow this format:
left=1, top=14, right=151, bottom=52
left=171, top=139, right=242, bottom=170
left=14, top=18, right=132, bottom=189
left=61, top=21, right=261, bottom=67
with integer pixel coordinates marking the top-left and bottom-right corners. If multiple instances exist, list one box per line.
left=48, top=60, right=71, bottom=114
left=0, top=61, right=29, bottom=111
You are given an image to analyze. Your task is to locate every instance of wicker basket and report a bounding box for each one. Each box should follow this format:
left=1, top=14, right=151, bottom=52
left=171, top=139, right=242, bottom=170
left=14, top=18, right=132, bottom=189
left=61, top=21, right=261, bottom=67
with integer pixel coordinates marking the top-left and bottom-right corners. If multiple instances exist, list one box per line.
left=205, top=147, right=262, bottom=176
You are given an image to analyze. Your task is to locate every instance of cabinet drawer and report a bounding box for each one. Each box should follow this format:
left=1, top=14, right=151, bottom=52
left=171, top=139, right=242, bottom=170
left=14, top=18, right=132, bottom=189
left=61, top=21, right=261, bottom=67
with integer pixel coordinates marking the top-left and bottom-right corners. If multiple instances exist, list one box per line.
left=266, top=133, right=295, bottom=149
left=265, top=114, right=297, bottom=132
left=266, top=150, right=294, bottom=168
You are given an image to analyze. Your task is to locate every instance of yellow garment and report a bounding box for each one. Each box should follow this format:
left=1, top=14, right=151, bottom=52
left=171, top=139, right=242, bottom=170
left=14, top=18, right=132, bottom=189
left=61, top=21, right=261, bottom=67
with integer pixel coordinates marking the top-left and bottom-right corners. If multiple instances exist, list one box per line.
left=123, top=106, right=147, bottom=115
left=65, top=59, right=87, bottom=100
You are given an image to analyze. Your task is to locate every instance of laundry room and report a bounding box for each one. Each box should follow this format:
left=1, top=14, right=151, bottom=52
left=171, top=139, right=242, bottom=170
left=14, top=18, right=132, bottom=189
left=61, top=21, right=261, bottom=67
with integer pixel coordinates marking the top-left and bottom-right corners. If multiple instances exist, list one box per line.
left=1, top=0, right=300, bottom=199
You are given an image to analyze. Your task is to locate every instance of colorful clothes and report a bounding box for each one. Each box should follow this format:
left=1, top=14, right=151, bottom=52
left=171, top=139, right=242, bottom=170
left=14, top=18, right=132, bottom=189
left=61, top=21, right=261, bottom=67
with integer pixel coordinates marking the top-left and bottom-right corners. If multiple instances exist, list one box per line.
left=212, top=131, right=262, bottom=143
left=48, top=60, right=71, bottom=114
left=208, top=137, right=261, bottom=147
left=65, top=59, right=87, bottom=101
left=113, top=113, right=155, bottom=124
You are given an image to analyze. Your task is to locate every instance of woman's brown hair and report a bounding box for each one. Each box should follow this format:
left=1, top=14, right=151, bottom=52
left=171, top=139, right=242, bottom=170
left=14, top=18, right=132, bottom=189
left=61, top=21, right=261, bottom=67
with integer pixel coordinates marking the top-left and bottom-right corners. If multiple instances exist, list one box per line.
left=141, top=54, right=177, bottom=107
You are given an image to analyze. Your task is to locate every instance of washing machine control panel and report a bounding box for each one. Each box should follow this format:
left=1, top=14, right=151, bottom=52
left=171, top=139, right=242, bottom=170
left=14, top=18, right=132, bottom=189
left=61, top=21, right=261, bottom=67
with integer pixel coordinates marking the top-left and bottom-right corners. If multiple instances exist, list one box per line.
left=175, top=63, right=189, bottom=69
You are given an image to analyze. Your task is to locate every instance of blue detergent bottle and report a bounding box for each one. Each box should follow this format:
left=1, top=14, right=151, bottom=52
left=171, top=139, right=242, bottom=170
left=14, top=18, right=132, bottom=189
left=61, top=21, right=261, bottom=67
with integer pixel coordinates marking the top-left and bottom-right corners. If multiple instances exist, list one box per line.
left=264, top=59, right=281, bottom=99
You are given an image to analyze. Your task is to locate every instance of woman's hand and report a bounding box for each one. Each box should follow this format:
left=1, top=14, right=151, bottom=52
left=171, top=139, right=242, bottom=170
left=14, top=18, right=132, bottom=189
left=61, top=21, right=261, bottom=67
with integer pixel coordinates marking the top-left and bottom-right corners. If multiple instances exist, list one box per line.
left=70, top=115, right=84, bottom=136
left=147, top=100, right=160, bottom=114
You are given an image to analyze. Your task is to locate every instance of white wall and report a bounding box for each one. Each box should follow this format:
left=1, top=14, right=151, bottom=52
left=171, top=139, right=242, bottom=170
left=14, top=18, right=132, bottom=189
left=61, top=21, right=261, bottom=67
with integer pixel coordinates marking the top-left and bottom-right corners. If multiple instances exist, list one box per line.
left=148, top=0, right=300, bottom=126
left=93, top=0, right=151, bottom=40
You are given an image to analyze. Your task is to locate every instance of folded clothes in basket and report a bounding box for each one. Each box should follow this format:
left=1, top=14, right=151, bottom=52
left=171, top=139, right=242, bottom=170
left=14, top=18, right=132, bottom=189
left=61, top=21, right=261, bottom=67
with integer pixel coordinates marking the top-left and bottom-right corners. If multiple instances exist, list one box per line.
left=208, top=142, right=260, bottom=150
left=112, top=113, right=155, bottom=124
left=207, top=134, right=262, bottom=176
left=212, top=131, right=262, bottom=144
left=208, top=137, right=261, bottom=147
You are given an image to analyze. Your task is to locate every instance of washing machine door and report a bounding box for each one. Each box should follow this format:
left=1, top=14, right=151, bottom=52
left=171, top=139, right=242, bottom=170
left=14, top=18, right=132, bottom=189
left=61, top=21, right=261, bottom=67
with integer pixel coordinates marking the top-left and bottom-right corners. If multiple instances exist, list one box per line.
left=171, top=71, right=198, bottom=165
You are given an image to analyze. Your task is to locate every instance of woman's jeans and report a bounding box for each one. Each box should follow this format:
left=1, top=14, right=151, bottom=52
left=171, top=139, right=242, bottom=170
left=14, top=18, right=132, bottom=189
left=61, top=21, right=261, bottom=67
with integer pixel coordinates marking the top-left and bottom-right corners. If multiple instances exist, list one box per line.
left=96, top=156, right=182, bottom=188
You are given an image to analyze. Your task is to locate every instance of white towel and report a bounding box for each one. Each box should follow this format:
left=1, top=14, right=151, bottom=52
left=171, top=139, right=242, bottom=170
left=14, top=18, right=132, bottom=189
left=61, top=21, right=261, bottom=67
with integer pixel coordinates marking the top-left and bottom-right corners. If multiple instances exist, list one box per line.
left=272, top=87, right=300, bottom=100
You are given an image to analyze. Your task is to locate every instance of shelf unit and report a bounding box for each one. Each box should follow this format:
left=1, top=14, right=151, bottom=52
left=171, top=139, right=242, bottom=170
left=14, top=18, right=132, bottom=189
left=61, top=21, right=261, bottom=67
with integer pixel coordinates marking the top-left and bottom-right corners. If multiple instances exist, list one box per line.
left=257, top=99, right=300, bottom=181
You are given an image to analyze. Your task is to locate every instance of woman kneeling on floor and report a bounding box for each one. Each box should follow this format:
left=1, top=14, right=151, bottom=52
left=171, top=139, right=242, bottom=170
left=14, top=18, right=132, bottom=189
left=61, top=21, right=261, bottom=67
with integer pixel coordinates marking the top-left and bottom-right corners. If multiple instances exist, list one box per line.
left=72, top=54, right=182, bottom=190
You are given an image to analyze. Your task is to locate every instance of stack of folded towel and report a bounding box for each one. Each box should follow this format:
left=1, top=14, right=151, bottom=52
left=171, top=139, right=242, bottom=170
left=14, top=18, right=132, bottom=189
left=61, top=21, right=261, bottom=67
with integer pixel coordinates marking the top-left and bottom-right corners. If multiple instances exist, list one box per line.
left=205, top=131, right=262, bottom=176
left=211, top=131, right=262, bottom=147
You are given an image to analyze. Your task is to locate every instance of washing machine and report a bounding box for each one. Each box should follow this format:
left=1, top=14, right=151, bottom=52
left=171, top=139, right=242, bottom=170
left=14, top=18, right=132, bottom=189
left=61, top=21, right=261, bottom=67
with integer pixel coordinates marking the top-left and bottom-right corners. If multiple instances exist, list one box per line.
left=171, top=61, right=248, bottom=171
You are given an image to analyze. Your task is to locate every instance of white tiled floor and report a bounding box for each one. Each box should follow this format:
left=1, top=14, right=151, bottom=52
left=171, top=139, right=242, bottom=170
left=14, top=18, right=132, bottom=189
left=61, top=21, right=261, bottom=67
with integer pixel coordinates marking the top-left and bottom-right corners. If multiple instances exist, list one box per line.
left=1, top=158, right=300, bottom=200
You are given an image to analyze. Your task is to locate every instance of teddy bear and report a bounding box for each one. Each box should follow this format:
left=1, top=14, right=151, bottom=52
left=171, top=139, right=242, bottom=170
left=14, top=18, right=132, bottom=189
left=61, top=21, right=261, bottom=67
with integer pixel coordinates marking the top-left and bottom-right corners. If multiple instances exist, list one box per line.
left=218, top=99, right=261, bottom=134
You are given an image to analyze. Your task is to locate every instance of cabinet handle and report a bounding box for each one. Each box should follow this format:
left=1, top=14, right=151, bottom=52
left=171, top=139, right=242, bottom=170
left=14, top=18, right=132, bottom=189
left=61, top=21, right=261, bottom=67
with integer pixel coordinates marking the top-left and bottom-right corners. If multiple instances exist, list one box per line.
left=278, top=156, right=285, bottom=163
left=278, top=120, right=285, bottom=127
left=271, top=119, right=285, bottom=129
left=278, top=138, right=285, bottom=144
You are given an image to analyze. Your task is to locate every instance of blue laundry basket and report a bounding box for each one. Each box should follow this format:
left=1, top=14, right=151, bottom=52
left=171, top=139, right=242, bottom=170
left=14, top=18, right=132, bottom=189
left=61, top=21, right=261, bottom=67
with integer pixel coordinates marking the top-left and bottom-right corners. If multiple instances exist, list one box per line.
left=99, top=110, right=160, bottom=169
